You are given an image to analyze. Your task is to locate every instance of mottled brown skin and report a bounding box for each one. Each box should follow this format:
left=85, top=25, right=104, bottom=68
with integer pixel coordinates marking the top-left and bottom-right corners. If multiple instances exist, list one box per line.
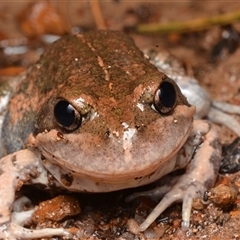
left=2, top=31, right=194, bottom=184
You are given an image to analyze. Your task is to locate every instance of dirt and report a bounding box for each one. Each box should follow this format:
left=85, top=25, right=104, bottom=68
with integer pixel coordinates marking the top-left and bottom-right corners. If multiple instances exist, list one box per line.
left=0, top=1, right=240, bottom=239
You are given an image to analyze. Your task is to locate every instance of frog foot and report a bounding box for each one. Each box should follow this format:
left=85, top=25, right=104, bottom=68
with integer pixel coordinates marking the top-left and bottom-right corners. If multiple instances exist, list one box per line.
left=0, top=222, right=71, bottom=240
left=0, top=196, right=72, bottom=239
left=136, top=175, right=203, bottom=232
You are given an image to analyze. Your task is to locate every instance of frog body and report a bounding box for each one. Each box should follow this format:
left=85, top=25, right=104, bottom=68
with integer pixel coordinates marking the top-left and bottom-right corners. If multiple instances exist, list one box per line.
left=2, top=31, right=194, bottom=191
left=0, top=31, right=223, bottom=239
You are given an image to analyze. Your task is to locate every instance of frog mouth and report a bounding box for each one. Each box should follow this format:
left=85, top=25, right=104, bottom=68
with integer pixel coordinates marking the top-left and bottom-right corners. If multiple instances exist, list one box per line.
left=39, top=137, right=188, bottom=193
left=35, top=119, right=192, bottom=193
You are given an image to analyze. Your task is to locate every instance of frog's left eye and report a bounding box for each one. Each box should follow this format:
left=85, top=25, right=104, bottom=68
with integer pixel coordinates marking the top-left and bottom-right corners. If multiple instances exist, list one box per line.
left=54, top=100, right=82, bottom=131
left=154, top=81, right=176, bottom=114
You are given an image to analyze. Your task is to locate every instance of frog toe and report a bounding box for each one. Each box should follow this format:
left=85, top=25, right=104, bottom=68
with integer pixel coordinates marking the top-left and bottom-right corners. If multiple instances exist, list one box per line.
left=138, top=176, right=205, bottom=232
left=0, top=222, right=72, bottom=239
left=138, top=186, right=185, bottom=232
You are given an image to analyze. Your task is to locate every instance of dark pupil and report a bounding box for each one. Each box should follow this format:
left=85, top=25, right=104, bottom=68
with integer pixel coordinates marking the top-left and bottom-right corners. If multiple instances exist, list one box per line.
left=159, top=82, right=176, bottom=108
left=54, top=100, right=75, bottom=127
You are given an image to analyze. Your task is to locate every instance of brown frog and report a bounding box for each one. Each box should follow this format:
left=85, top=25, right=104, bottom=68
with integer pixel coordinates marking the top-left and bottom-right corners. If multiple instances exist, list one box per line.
left=0, top=31, right=221, bottom=239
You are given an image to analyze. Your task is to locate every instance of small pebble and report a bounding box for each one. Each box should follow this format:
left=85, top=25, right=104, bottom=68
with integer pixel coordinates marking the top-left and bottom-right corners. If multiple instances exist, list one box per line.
left=32, top=195, right=81, bottom=224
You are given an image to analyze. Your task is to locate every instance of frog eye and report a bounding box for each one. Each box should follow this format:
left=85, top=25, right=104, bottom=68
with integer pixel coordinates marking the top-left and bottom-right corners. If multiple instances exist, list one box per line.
left=54, top=100, right=82, bottom=131
left=154, top=81, right=176, bottom=114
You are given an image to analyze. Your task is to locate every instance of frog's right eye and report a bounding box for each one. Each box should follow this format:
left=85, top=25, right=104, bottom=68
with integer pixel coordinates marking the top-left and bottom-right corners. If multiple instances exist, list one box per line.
left=154, top=81, right=177, bottom=114
left=54, top=100, right=82, bottom=131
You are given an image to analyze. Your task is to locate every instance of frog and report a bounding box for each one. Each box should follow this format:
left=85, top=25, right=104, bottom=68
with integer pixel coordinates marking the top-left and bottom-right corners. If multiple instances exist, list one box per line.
left=0, top=30, right=228, bottom=239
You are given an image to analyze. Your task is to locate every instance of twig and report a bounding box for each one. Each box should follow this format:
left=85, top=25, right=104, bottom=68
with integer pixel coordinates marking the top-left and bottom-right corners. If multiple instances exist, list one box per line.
left=137, top=11, right=240, bottom=34
left=90, top=0, right=107, bottom=30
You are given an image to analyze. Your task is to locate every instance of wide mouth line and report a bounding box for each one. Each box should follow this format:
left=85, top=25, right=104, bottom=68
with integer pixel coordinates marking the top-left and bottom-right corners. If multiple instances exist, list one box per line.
left=40, top=146, right=165, bottom=180
left=38, top=119, right=192, bottom=182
